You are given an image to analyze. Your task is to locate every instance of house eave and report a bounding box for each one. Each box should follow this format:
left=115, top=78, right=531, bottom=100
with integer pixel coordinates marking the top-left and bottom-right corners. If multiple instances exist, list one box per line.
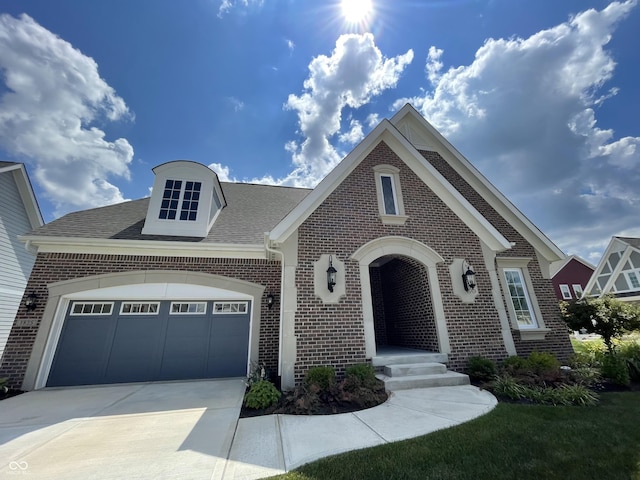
left=19, top=235, right=267, bottom=259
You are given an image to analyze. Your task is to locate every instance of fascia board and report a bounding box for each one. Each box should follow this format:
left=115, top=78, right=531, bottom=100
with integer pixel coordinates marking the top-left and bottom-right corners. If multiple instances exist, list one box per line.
left=391, top=105, right=565, bottom=262
left=584, top=237, right=621, bottom=294
left=19, top=235, right=266, bottom=259
left=379, top=128, right=511, bottom=252
left=600, top=246, right=632, bottom=296
left=268, top=120, right=392, bottom=243
left=5, top=164, right=44, bottom=228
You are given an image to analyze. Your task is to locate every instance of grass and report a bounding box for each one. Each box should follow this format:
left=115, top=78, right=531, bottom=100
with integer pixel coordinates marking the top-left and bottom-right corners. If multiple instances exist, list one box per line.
left=269, top=391, right=640, bottom=480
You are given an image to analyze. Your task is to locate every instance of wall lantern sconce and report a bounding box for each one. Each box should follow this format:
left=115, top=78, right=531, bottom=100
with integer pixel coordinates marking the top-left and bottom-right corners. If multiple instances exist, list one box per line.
left=266, top=294, right=275, bottom=310
left=25, top=292, right=38, bottom=311
left=327, top=255, right=337, bottom=292
left=462, top=261, right=476, bottom=292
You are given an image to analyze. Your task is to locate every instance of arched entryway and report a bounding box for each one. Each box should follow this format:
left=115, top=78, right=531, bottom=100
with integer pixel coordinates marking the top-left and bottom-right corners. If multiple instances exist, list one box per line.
left=369, top=255, right=438, bottom=352
left=352, top=236, right=451, bottom=359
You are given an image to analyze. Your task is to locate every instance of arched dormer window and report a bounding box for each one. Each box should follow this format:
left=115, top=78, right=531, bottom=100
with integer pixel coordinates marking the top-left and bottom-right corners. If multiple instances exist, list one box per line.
left=142, top=160, right=226, bottom=238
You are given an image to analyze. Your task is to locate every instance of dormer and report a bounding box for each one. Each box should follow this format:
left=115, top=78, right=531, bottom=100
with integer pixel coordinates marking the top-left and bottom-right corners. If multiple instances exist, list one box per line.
left=142, top=160, right=226, bottom=238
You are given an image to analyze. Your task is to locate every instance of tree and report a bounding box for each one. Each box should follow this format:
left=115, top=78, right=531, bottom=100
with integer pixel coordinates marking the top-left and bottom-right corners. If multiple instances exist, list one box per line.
left=560, top=295, right=640, bottom=353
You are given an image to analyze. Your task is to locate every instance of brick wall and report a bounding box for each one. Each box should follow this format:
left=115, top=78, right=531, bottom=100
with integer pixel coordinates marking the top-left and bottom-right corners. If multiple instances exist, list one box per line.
left=0, top=254, right=281, bottom=388
left=379, top=257, right=437, bottom=351
left=420, top=150, right=574, bottom=363
left=294, top=141, right=514, bottom=380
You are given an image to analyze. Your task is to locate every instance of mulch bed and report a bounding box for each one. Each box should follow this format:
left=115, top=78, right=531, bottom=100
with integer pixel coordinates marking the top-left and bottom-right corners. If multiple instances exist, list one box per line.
left=240, top=381, right=389, bottom=418
left=0, top=389, right=24, bottom=401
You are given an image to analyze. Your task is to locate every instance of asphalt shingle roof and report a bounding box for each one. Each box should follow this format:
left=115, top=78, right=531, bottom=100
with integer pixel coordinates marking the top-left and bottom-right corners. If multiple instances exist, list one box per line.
left=616, top=236, right=640, bottom=250
left=29, top=182, right=311, bottom=245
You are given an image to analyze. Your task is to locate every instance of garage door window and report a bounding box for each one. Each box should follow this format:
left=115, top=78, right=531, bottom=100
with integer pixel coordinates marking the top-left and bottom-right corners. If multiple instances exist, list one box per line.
left=70, top=302, right=113, bottom=315
left=170, top=302, right=207, bottom=314
left=120, top=302, right=160, bottom=314
left=213, top=302, right=248, bottom=314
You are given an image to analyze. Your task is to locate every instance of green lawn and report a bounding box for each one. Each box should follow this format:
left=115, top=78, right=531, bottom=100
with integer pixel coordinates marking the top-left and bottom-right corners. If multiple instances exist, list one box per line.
left=270, top=391, right=640, bottom=480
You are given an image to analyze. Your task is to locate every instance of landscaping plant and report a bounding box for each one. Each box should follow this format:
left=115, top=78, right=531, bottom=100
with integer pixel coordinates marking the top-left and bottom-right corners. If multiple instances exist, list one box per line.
left=244, top=379, right=281, bottom=409
left=561, top=295, right=640, bottom=353
left=465, top=356, right=497, bottom=382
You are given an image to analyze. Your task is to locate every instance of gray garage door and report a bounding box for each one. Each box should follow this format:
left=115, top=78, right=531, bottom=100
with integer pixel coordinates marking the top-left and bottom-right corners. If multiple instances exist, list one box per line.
left=47, top=299, right=251, bottom=387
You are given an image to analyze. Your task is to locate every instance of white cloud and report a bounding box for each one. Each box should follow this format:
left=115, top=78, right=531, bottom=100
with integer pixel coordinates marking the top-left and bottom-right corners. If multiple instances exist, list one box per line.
left=0, top=14, right=134, bottom=217
left=218, top=0, right=265, bottom=18
left=338, top=119, right=364, bottom=145
left=284, top=33, right=413, bottom=187
left=286, top=38, right=295, bottom=53
left=395, top=0, right=638, bottom=261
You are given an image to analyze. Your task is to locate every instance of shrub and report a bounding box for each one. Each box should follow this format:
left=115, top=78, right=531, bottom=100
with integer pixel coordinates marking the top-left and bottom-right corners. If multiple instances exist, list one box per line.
left=345, top=363, right=377, bottom=387
left=526, top=351, right=561, bottom=374
left=601, top=352, right=630, bottom=386
left=500, top=356, right=529, bottom=375
left=618, top=341, right=640, bottom=381
left=569, top=366, right=601, bottom=387
left=491, top=375, right=528, bottom=400
left=552, top=384, right=599, bottom=407
left=244, top=380, right=281, bottom=409
left=305, top=366, right=336, bottom=391
left=466, top=356, right=497, bottom=382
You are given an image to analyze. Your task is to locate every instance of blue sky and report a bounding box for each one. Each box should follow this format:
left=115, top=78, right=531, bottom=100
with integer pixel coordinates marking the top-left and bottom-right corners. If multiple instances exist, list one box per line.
left=0, top=0, right=638, bottom=263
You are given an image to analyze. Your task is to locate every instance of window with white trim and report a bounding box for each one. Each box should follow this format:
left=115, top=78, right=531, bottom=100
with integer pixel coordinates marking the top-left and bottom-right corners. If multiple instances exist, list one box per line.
left=170, top=302, right=207, bottom=314
left=373, top=165, right=408, bottom=225
left=559, top=284, right=572, bottom=300
left=120, top=302, right=160, bottom=315
left=159, top=179, right=202, bottom=221
left=572, top=284, right=583, bottom=298
left=504, top=268, right=538, bottom=328
left=70, top=302, right=114, bottom=315
left=627, top=271, right=640, bottom=289
left=213, top=302, right=248, bottom=314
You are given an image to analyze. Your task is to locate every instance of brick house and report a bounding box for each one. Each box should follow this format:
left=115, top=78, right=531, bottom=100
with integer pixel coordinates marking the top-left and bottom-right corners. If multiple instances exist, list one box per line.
left=0, top=104, right=573, bottom=391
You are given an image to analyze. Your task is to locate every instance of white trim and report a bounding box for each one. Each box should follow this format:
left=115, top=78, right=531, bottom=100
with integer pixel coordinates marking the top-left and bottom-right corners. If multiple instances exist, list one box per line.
left=170, top=302, right=207, bottom=314
left=373, top=165, right=408, bottom=225
left=390, top=104, right=564, bottom=262
left=559, top=284, right=572, bottom=300
left=571, top=284, right=584, bottom=298
left=0, top=163, right=44, bottom=229
left=120, top=302, right=160, bottom=315
left=23, top=271, right=265, bottom=391
left=584, top=237, right=636, bottom=296
left=351, top=236, right=450, bottom=358
left=20, top=235, right=266, bottom=259
left=69, top=301, right=114, bottom=316
left=503, top=267, right=539, bottom=328
left=269, top=119, right=511, bottom=253
left=213, top=301, right=249, bottom=314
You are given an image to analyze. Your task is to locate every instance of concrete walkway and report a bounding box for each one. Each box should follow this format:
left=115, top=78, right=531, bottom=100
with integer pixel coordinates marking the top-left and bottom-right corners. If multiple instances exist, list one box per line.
left=0, top=380, right=496, bottom=480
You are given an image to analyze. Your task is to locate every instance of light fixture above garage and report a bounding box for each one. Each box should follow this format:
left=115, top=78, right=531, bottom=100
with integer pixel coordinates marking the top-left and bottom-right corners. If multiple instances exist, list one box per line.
left=327, top=256, right=337, bottom=292
left=24, top=292, right=38, bottom=311
left=462, top=261, right=476, bottom=292
left=266, top=294, right=275, bottom=310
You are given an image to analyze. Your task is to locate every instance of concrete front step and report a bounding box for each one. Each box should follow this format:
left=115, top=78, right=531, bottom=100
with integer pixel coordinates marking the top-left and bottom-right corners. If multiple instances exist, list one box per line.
left=384, top=362, right=447, bottom=377
left=377, top=371, right=470, bottom=391
left=372, top=352, right=448, bottom=367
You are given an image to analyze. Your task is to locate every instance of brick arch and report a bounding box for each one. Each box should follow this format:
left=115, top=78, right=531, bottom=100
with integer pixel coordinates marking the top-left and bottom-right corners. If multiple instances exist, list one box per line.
left=351, top=236, right=451, bottom=358
left=24, top=270, right=266, bottom=390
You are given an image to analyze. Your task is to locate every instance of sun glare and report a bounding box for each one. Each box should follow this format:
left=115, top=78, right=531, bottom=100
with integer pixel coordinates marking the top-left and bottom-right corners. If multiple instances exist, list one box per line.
left=341, top=0, right=373, bottom=24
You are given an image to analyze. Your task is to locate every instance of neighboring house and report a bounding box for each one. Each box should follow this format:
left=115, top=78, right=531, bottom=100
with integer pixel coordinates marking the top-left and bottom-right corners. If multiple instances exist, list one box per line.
left=550, top=255, right=595, bottom=301
left=0, top=104, right=573, bottom=391
left=0, top=162, right=44, bottom=361
left=584, top=236, right=640, bottom=303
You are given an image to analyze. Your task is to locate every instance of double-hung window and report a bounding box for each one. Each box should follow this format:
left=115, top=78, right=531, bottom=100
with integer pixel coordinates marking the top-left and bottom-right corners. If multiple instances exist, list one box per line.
left=504, top=268, right=538, bottom=328
left=559, top=284, right=572, bottom=300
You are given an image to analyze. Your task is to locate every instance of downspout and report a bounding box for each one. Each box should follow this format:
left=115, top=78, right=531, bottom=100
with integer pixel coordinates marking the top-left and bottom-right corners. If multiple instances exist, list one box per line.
left=264, top=233, right=285, bottom=376
left=24, top=239, right=38, bottom=255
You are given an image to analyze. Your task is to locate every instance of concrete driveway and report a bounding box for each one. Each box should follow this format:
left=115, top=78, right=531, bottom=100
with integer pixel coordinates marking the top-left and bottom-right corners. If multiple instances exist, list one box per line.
left=0, top=379, right=246, bottom=480
left=1, top=380, right=497, bottom=480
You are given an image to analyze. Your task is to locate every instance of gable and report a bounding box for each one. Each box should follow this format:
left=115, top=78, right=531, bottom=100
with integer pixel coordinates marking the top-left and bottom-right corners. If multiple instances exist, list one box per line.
left=269, top=118, right=511, bottom=253
left=391, top=105, right=564, bottom=262
left=585, top=237, right=640, bottom=297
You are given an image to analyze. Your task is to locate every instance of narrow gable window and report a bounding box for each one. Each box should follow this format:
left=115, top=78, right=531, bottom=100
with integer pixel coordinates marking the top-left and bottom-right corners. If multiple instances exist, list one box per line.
left=380, top=175, right=397, bottom=215
left=373, top=165, right=408, bottom=225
